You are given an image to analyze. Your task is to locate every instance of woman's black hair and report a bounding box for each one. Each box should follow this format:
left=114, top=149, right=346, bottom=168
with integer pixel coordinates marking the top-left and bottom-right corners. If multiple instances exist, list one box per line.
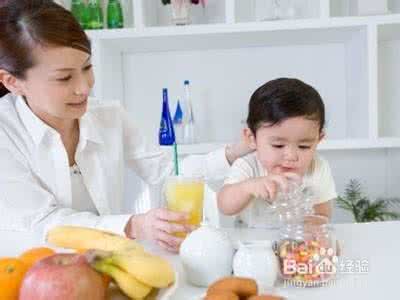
left=0, top=0, right=91, bottom=97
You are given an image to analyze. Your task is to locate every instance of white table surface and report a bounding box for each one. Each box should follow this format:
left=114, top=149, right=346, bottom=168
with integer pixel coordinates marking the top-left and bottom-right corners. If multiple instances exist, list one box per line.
left=1, top=221, right=399, bottom=300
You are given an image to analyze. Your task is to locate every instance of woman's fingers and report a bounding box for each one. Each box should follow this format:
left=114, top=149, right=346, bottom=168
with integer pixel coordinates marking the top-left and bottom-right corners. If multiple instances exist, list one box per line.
left=157, top=240, right=179, bottom=253
left=156, top=231, right=184, bottom=249
left=155, top=219, right=188, bottom=234
left=187, top=225, right=197, bottom=232
left=141, top=208, right=200, bottom=253
left=155, top=208, right=188, bottom=222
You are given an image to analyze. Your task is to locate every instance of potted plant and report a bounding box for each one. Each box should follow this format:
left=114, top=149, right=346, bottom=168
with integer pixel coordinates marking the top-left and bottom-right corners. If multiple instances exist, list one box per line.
left=161, top=0, right=206, bottom=25
left=336, top=179, right=400, bottom=222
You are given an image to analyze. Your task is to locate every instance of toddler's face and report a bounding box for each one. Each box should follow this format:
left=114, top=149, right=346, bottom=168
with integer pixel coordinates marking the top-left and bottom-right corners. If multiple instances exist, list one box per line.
left=253, top=117, right=323, bottom=176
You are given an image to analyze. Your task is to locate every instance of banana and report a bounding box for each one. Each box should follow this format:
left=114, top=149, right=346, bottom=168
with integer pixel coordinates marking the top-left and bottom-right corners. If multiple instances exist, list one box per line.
left=46, top=226, right=144, bottom=253
left=107, top=252, right=175, bottom=288
left=47, top=226, right=175, bottom=292
left=93, top=260, right=152, bottom=299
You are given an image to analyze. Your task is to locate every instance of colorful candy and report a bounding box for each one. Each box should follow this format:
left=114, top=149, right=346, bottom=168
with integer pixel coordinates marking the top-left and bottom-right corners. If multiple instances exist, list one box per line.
left=277, top=238, right=337, bottom=286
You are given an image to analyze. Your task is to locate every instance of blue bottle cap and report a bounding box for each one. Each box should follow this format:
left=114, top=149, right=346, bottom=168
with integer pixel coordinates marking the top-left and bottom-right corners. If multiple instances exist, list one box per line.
left=184, top=80, right=190, bottom=85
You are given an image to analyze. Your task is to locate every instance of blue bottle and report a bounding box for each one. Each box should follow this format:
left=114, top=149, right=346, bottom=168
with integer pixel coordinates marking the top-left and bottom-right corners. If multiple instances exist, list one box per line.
left=159, top=88, right=175, bottom=145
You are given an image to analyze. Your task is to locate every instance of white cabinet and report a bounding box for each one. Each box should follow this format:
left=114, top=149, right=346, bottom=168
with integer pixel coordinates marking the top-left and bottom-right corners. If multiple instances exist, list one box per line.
left=80, top=0, right=400, bottom=153
left=378, top=23, right=400, bottom=138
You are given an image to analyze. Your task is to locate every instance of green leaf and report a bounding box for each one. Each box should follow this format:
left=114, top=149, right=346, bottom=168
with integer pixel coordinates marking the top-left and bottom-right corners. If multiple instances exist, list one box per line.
left=335, top=179, right=400, bottom=223
left=360, top=199, right=400, bottom=222
left=344, top=179, right=363, bottom=204
left=381, top=212, right=400, bottom=220
left=384, top=198, right=400, bottom=209
left=336, top=196, right=353, bottom=211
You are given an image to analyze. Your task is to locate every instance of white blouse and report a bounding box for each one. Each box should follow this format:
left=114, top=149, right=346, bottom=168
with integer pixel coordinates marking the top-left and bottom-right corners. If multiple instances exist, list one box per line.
left=0, top=94, right=230, bottom=237
left=70, top=164, right=98, bottom=214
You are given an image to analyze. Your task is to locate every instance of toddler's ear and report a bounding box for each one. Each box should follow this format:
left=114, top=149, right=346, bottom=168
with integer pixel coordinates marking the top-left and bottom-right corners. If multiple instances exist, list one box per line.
left=243, top=127, right=257, bottom=150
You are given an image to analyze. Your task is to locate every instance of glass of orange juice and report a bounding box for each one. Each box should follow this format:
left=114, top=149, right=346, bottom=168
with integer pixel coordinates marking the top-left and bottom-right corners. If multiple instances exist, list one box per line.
left=164, top=175, right=205, bottom=237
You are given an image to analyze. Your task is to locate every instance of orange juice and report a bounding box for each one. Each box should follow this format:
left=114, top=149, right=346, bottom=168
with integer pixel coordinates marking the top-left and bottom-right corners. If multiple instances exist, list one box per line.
left=165, top=176, right=204, bottom=237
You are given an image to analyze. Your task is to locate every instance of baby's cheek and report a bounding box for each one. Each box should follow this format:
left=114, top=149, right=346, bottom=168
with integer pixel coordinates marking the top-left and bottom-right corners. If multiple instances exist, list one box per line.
left=259, top=157, right=276, bottom=172
left=258, top=150, right=279, bottom=165
left=300, top=156, right=314, bottom=174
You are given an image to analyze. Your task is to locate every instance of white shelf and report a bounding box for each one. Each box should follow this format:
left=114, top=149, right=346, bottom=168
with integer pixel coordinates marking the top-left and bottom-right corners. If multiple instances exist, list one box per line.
left=87, top=24, right=367, bottom=57
left=86, top=0, right=400, bottom=152
left=319, top=138, right=400, bottom=150
left=161, top=138, right=400, bottom=155
left=63, top=0, right=400, bottom=36
left=86, top=14, right=400, bottom=41
left=378, top=22, right=400, bottom=139
left=330, top=0, right=400, bottom=17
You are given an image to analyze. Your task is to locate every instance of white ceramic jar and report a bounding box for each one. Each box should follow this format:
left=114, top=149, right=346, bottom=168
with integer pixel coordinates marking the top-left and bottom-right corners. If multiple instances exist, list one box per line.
left=233, top=240, right=279, bottom=290
left=179, top=223, right=234, bottom=287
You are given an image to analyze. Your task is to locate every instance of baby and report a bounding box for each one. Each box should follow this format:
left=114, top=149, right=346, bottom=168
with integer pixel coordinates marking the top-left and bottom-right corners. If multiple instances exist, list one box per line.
left=218, top=78, right=337, bottom=227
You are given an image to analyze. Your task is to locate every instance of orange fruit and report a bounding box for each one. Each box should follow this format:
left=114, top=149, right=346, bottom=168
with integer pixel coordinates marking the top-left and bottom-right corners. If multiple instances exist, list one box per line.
left=19, top=247, right=55, bottom=269
left=0, top=257, right=29, bottom=300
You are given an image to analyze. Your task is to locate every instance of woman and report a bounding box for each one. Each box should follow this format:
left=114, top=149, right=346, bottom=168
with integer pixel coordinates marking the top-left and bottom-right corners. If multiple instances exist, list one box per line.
left=0, top=0, right=249, bottom=252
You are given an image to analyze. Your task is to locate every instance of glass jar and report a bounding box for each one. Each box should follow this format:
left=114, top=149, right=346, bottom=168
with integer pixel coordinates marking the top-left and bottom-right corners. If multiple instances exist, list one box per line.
left=271, top=181, right=315, bottom=225
left=246, top=179, right=314, bottom=229
left=275, top=215, right=339, bottom=287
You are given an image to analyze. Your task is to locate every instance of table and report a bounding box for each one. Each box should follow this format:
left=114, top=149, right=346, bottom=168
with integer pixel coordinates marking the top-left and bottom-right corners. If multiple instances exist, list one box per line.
left=1, top=221, right=399, bottom=300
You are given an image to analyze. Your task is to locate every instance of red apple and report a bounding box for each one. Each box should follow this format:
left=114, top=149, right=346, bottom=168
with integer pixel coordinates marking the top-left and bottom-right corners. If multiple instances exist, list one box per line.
left=19, top=253, right=106, bottom=300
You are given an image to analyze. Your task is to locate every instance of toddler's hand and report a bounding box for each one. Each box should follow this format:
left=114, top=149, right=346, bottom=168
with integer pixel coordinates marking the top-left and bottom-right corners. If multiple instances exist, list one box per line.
left=245, top=172, right=302, bottom=202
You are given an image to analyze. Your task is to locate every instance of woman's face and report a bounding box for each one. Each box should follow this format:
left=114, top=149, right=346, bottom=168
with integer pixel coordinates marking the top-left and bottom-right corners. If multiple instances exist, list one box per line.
left=19, top=46, right=94, bottom=123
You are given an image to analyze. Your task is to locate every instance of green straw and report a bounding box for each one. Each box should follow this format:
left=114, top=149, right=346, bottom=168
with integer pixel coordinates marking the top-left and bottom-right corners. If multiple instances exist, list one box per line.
left=173, top=142, right=179, bottom=176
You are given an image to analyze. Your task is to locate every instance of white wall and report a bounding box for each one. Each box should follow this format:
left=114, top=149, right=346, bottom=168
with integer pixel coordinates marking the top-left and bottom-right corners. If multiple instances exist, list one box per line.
left=321, top=149, right=400, bottom=222
left=122, top=41, right=366, bottom=145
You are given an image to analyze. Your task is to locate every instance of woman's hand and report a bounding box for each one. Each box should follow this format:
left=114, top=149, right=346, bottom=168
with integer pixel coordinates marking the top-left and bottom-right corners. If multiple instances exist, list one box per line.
left=244, top=172, right=302, bottom=202
left=225, top=129, right=255, bottom=165
left=124, top=208, right=194, bottom=253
